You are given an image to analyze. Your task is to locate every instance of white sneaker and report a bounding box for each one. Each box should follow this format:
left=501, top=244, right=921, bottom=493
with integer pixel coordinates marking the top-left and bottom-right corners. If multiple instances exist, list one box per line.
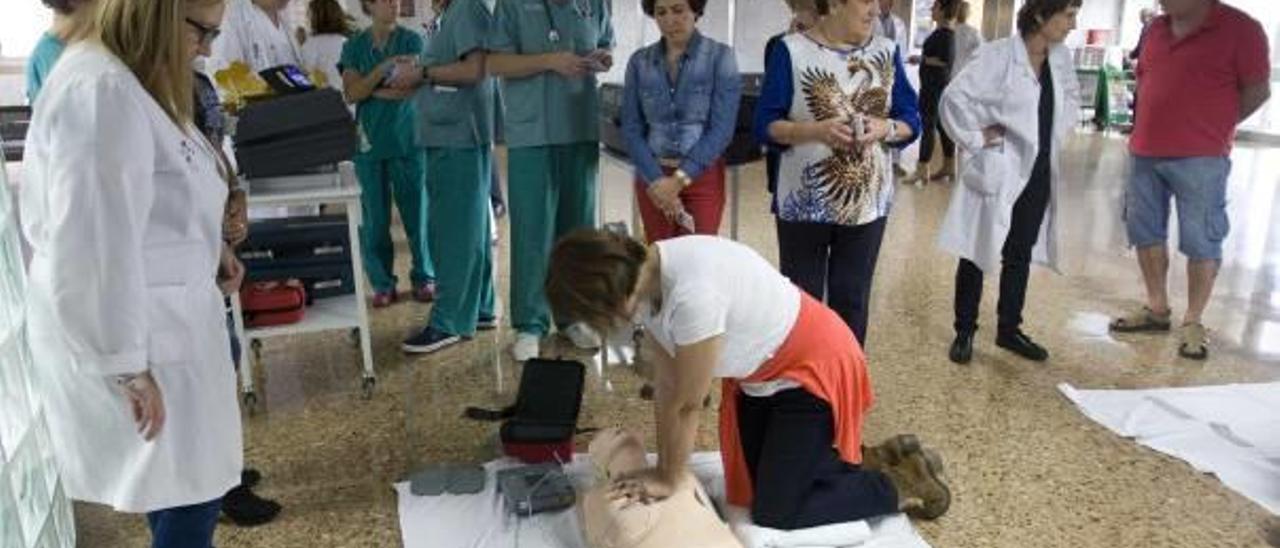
left=511, top=332, right=540, bottom=362
left=564, top=323, right=602, bottom=349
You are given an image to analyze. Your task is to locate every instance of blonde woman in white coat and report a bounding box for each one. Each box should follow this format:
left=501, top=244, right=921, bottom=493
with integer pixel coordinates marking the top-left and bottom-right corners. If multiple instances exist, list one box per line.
left=21, top=0, right=242, bottom=545
left=937, top=0, right=1080, bottom=365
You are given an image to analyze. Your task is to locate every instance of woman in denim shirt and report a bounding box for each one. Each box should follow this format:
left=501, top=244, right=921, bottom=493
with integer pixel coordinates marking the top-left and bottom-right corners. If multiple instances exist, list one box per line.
left=622, top=0, right=742, bottom=242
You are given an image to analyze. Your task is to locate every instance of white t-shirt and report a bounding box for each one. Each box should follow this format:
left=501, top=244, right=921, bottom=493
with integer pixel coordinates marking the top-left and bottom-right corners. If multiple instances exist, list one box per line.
left=300, top=33, right=347, bottom=92
left=639, top=236, right=801, bottom=395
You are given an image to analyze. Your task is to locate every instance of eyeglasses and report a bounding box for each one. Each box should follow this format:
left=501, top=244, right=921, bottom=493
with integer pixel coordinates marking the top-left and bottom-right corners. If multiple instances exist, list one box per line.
left=186, top=17, right=222, bottom=47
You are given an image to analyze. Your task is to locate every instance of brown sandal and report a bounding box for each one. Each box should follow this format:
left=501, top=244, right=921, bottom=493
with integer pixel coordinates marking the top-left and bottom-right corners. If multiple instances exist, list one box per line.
left=1178, top=323, right=1209, bottom=360
left=1109, top=307, right=1172, bottom=333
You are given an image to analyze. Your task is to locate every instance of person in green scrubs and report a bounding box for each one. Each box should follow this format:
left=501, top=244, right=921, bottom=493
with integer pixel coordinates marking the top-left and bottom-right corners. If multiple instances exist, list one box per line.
left=488, top=0, right=614, bottom=361
left=340, top=0, right=435, bottom=307
left=25, top=0, right=94, bottom=104
left=400, top=0, right=497, bottom=354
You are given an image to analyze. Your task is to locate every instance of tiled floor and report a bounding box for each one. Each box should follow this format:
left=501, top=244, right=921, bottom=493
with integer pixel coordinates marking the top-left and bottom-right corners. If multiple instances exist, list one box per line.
left=74, top=133, right=1280, bottom=547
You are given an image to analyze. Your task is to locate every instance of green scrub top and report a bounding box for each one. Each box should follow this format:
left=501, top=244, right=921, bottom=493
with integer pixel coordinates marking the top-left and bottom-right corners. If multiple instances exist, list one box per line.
left=417, top=0, right=496, bottom=149
left=340, top=26, right=424, bottom=159
left=25, top=32, right=66, bottom=104
left=489, top=0, right=613, bottom=148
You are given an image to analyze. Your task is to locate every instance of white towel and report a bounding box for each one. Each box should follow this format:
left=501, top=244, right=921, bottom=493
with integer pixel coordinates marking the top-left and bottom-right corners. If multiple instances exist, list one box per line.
left=726, top=506, right=872, bottom=548
left=1060, top=382, right=1280, bottom=515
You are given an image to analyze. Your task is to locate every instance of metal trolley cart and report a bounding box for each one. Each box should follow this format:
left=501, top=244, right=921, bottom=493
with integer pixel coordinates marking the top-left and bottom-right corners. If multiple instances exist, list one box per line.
left=230, top=164, right=375, bottom=411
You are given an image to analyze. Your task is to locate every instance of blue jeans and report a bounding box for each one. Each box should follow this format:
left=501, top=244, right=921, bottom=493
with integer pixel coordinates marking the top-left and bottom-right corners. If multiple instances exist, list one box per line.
left=147, top=498, right=222, bottom=548
left=1125, top=156, right=1232, bottom=260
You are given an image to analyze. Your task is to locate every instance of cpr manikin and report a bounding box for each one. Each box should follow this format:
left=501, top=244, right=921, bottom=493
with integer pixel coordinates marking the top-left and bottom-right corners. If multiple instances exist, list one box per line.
left=579, top=428, right=742, bottom=548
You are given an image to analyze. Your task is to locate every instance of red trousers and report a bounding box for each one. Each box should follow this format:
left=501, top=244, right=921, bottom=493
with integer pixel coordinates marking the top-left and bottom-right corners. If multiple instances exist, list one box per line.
left=634, top=159, right=726, bottom=243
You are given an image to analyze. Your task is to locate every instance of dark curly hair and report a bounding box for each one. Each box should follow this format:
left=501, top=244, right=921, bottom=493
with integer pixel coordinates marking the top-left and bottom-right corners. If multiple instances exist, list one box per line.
left=1017, top=0, right=1082, bottom=36
left=641, top=0, right=707, bottom=18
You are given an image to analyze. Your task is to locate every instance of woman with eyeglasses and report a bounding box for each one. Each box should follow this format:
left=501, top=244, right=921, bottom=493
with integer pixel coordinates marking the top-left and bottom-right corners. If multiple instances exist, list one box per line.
left=753, top=0, right=922, bottom=345
left=22, top=0, right=244, bottom=546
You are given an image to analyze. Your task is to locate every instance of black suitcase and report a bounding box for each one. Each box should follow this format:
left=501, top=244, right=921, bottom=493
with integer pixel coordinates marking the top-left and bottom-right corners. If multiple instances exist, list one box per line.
left=239, top=215, right=354, bottom=301
left=499, top=359, right=586, bottom=464
left=246, top=262, right=355, bottom=302
left=239, top=215, right=351, bottom=267
left=598, top=74, right=764, bottom=166
left=232, top=88, right=358, bottom=178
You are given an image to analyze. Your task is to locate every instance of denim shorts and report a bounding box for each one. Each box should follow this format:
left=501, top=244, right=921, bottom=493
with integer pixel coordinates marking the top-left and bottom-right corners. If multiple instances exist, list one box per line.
left=1124, top=156, right=1232, bottom=260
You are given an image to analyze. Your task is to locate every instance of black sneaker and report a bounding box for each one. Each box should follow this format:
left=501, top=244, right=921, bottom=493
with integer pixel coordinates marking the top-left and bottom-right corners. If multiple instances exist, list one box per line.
left=402, top=326, right=461, bottom=354
left=476, top=315, right=498, bottom=331
left=949, top=331, right=974, bottom=364
left=996, top=330, right=1048, bottom=362
left=222, top=485, right=281, bottom=527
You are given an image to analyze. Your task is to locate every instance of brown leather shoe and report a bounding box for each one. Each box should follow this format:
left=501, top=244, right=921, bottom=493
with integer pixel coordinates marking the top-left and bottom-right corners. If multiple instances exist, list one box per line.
left=881, top=447, right=952, bottom=520
left=862, top=434, right=922, bottom=471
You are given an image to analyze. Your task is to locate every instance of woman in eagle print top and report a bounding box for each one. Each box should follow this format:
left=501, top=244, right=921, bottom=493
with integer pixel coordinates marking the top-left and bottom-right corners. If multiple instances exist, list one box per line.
left=753, top=0, right=920, bottom=345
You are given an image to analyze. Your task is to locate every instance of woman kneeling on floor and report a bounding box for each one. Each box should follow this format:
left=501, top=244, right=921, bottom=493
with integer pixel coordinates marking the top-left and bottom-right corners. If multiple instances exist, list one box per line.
left=545, top=230, right=951, bottom=528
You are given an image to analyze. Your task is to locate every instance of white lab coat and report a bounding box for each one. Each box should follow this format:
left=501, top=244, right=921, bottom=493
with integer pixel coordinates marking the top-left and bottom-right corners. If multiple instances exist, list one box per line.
left=20, top=43, right=242, bottom=513
left=300, top=33, right=348, bottom=91
left=874, top=13, right=910, bottom=56
left=936, top=37, right=1080, bottom=273
left=952, top=23, right=984, bottom=78
left=209, top=0, right=302, bottom=76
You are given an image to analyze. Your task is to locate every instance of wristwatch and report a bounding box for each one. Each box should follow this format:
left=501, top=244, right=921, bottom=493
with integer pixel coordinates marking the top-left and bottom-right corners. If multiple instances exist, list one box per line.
left=673, top=169, right=692, bottom=188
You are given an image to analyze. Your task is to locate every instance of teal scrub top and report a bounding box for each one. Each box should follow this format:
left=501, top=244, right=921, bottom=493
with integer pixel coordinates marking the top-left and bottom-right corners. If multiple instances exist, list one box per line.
left=489, top=0, right=613, bottom=148
left=339, top=26, right=424, bottom=159
left=25, top=32, right=66, bottom=104
left=417, top=0, right=496, bottom=149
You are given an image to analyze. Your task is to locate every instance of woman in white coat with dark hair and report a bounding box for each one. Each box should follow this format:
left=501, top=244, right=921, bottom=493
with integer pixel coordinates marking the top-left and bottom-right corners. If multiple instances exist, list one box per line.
left=937, top=0, right=1080, bottom=365
left=21, top=0, right=242, bottom=545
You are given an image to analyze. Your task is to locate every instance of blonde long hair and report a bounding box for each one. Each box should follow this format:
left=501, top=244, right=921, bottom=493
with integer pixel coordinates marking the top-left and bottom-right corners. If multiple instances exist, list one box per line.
left=92, top=0, right=221, bottom=125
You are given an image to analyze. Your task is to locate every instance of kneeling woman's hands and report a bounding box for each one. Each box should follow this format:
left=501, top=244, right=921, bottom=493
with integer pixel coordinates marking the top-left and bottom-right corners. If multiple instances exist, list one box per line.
left=608, top=467, right=676, bottom=505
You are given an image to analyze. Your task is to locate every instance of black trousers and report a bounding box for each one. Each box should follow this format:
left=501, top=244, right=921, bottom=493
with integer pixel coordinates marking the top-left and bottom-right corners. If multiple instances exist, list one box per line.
left=738, top=388, right=898, bottom=530
left=918, top=82, right=955, bottom=164
left=776, top=217, right=887, bottom=346
left=954, top=164, right=1052, bottom=334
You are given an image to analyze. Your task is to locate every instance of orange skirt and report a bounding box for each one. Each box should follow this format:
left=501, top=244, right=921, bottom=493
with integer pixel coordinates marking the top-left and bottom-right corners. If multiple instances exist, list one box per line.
left=718, top=291, right=874, bottom=507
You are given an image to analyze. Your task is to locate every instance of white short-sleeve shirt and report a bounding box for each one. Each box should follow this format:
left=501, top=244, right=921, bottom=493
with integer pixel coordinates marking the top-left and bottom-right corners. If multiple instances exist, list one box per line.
left=639, top=236, right=801, bottom=394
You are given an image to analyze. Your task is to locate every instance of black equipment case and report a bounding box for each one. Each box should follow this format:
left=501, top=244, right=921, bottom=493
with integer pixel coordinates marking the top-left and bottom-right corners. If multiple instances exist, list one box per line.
left=232, top=88, right=358, bottom=178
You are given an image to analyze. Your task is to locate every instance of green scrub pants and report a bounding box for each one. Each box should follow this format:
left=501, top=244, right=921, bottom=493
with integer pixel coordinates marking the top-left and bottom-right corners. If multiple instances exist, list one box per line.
left=354, top=152, right=434, bottom=294
left=425, top=146, right=496, bottom=336
left=507, top=142, right=599, bottom=336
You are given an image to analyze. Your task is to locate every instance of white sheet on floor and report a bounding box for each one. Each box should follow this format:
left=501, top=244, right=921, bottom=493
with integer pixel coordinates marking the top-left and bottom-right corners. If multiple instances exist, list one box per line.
left=395, top=452, right=932, bottom=548
left=1059, top=382, right=1280, bottom=515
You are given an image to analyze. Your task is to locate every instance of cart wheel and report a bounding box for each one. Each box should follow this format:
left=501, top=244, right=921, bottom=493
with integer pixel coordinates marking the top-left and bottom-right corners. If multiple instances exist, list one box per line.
left=349, top=328, right=361, bottom=347
left=243, top=391, right=259, bottom=414
left=361, top=376, right=376, bottom=399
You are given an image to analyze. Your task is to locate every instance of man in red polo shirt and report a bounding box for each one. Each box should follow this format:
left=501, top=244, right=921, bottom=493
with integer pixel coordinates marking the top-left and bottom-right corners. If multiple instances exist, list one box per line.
left=1110, top=0, right=1270, bottom=360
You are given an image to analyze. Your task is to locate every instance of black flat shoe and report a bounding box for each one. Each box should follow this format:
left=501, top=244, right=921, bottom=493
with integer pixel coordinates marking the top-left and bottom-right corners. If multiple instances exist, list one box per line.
left=949, top=331, right=974, bottom=364
left=241, top=468, right=262, bottom=489
left=996, top=330, right=1049, bottom=362
left=222, top=485, right=282, bottom=527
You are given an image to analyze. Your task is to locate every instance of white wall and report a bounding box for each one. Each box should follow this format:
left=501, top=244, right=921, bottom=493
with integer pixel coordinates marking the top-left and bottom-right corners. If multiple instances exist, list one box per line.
left=603, top=0, right=792, bottom=82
